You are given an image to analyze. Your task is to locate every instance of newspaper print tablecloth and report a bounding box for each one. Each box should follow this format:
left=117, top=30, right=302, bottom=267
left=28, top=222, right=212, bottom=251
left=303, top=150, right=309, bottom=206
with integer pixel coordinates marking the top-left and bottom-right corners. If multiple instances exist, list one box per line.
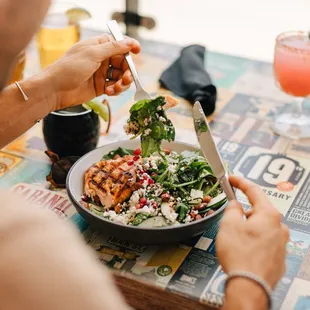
left=1, top=36, right=310, bottom=309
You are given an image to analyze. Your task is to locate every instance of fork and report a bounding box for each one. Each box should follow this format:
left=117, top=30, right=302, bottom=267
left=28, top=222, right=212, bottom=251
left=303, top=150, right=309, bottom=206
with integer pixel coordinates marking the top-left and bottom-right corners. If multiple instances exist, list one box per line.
left=107, top=20, right=152, bottom=102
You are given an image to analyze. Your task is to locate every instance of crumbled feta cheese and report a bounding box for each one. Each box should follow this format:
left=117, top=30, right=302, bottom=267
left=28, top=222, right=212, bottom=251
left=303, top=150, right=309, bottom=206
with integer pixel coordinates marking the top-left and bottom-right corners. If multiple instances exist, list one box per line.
left=184, top=215, right=192, bottom=223
left=190, top=189, right=203, bottom=200
left=159, top=116, right=166, bottom=123
left=103, top=210, right=128, bottom=225
left=144, top=128, right=152, bottom=136
left=168, top=164, right=177, bottom=173
left=136, top=205, right=151, bottom=214
left=150, top=159, right=158, bottom=170
left=157, top=105, right=162, bottom=111
left=129, top=192, right=139, bottom=207
left=136, top=206, right=157, bottom=216
left=136, top=164, right=143, bottom=172
left=143, top=116, right=152, bottom=126
left=129, top=188, right=146, bottom=207
left=150, top=154, right=162, bottom=162
left=153, top=184, right=164, bottom=196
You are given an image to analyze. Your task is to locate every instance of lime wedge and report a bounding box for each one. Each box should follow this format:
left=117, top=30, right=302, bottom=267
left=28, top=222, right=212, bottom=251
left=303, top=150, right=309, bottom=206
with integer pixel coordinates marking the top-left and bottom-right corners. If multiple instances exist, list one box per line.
left=83, top=101, right=109, bottom=122
left=66, top=8, right=91, bottom=24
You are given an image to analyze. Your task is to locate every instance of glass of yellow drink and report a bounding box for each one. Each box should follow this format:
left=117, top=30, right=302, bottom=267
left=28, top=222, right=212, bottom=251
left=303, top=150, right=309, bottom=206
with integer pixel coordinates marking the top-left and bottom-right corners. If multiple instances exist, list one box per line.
left=36, top=3, right=90, bottom=69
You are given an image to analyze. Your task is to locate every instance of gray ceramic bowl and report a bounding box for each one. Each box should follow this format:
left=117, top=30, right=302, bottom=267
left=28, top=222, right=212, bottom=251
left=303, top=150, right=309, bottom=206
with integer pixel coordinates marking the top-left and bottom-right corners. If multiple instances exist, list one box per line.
left=66, top=140, right=227, bottom=244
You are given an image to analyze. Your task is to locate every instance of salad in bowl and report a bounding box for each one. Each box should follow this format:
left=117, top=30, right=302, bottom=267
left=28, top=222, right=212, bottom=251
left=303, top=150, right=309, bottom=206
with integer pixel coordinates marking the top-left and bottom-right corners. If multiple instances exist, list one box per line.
left=82, top=146, right=226, bottom=228
left=67, top=95, right=227, bottom=243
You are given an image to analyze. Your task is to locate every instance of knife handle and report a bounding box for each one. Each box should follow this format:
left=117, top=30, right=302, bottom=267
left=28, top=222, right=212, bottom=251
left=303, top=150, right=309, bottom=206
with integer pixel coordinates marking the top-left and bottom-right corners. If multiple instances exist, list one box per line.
left=219, top=176, right=236, bottom=201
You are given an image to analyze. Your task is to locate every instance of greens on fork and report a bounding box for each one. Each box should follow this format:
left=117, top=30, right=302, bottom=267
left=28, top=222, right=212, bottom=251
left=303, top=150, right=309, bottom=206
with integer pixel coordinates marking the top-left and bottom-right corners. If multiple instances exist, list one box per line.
left=124, top=96, right=178, bottom=157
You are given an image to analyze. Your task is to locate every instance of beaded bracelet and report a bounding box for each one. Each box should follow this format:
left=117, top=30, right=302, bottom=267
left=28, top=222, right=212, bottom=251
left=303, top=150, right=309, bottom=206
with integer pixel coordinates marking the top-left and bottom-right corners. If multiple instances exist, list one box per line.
left=226, top=271, right=272, bottom=309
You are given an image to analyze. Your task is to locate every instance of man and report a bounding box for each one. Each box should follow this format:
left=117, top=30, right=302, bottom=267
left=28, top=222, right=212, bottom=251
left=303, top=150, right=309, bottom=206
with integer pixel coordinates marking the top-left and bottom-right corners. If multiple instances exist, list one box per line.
left=0, top=1, right=288, bottom=309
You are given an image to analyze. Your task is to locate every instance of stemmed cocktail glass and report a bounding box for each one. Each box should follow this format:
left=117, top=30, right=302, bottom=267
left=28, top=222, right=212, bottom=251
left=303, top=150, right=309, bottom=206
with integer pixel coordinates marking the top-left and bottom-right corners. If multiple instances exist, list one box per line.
left=273, top=31, right=310, bottom=139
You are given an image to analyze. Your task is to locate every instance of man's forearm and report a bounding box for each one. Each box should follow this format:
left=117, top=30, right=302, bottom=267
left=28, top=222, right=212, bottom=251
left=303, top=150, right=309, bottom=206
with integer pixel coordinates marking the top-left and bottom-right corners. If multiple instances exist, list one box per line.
left=222, top=278, right=269, bottom=310
left=0, top=74, right=58, bottom=149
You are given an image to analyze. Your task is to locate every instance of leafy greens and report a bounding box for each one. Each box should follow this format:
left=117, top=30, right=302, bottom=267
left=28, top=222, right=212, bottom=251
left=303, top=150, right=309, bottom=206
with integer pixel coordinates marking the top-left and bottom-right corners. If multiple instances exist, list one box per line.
left=125, top=96, right=175, bottom=157
left=102, top=147, right=133, bottom=159
left=152, top=150, right=222, bottom=200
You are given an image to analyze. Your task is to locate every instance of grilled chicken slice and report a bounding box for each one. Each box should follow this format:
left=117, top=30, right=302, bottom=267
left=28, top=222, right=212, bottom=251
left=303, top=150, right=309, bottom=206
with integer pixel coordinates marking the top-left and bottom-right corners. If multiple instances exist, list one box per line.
left=163, top=95, right=179, bottom=110
left=84, top=155, right=142, bottom=209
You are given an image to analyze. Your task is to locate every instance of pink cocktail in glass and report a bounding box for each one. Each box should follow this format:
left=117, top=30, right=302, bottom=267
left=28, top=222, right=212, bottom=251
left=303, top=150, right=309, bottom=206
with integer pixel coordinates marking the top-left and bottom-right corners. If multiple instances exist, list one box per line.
left=273, top=31, right=310, bottom=139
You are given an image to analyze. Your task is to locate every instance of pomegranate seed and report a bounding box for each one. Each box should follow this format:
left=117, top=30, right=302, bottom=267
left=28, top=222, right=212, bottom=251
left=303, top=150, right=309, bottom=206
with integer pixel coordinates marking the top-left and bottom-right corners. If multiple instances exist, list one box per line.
left=139, top=197, right=147, bottom=205
left=143, top=174, right=148, bottom=180
left=161, top=193, right=171, bottom=202
left=133, top=148, right=142, bottom=155
left=195, top=214, right=202, bottom=220
left=194, top=203, right=207, bottom=210
left=207, top=210, right=215, bottom=216
left=190, top=211, right=196, bottom=218
left=203, top=196, right=212, bottom=203
left=148, top=178, right=154, bottom=185
left=81, top=195, right=89, bottom=202
left=127, top=161, right=134, bottom=166
left=151, top=172, right=156, bottom=176
left=133, top=155, right=140, bottom=161
left=135, top=203, right=142, bottom=209
left=153, top=201, right=158, bottom=208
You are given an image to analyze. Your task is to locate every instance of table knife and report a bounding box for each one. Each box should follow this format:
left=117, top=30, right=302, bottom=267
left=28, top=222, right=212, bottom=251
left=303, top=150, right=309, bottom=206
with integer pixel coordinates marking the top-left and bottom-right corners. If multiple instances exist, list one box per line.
left=193, top=101, right=236, bottom=201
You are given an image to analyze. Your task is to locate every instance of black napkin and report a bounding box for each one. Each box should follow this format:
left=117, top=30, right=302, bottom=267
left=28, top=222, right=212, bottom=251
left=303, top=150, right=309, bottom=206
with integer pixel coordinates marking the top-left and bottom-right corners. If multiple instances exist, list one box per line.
left=159, top=44, right=217, bottom=116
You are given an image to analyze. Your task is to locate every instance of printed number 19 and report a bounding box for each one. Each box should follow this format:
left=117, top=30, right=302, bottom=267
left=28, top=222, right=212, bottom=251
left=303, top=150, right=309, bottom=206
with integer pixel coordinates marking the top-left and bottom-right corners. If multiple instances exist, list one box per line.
left=247, top=155, right=296, bottom=185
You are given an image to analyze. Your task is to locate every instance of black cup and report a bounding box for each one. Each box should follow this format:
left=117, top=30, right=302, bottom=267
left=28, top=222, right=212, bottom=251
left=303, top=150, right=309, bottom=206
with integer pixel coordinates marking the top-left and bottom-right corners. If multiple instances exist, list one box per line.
left=43, top=105, right=100, bottom=157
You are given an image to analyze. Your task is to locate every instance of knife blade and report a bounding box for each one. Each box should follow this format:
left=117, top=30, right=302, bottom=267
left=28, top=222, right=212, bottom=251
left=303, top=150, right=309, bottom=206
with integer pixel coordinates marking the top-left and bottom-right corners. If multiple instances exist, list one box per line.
left=193, top=101, right=236, bottom=201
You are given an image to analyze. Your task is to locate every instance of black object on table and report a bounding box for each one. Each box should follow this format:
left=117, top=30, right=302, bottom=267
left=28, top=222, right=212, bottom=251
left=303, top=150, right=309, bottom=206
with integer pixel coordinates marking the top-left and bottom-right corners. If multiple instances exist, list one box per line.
left=159, top=44, right=217, bottom=116
left=43, top=105, right=100, bottom=158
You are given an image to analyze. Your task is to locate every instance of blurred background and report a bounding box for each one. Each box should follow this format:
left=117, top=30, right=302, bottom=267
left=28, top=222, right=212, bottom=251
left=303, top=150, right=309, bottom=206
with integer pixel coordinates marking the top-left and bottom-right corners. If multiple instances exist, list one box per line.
left=52, top=0, right=310, bottom=62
